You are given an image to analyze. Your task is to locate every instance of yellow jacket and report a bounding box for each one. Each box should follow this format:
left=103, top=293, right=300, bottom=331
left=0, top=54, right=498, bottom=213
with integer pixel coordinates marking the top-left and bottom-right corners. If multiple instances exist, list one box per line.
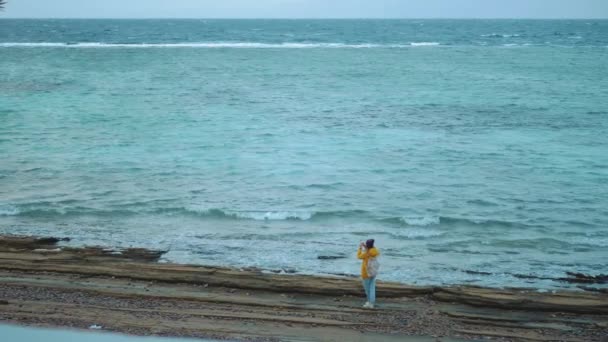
left=357, top=247, right=379, bottom=279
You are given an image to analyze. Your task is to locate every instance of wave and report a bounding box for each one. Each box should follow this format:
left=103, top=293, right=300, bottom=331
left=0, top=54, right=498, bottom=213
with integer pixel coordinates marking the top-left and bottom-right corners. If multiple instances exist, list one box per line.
left=0, top=204, right=366, bottom=221
left=481, top=33, right=522, bottom=38
left=214, top=209, right=314, bottom=221
left=180, top=208, right=370, bottom=221
left=0, top=205, right=20, bottom=216
left=502, top=43, right=534, bottom=47
left=0, top=206, right=136, bottom=218
left=381, top=215, right=538, bottom=229
left=398, top=216, right=441, bottom=226
left=2, top=41, right=603, bottom=49
left=0, top=204, right=545, bottom=230
left=409, top=42, right=440, bottom=46
left=0, top=42, right=448, bottom=49
left=381, top=215, right=443, bottom=227
left=389, top=228, right=445, bottom=239
left=0, top=42, right=413, bottom=49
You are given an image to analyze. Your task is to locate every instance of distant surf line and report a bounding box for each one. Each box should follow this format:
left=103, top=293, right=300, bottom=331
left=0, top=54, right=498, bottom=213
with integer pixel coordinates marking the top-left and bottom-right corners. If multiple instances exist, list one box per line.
left=0, top=42, right=441, bottom=48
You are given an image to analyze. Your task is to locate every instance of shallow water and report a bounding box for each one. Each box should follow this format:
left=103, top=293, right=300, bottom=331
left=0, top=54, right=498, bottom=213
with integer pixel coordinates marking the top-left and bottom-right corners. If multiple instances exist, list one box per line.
left=1, top=20, right=607, bottom=289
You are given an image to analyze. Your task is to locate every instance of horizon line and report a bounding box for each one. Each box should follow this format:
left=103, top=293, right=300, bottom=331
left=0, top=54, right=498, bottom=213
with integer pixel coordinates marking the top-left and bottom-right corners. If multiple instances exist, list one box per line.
left=1, top=17, right=608, bottom=20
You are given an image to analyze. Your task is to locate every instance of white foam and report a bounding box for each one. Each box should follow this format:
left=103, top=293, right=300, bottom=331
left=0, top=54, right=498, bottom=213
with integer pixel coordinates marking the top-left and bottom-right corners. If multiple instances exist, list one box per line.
left=394, top=228, right=444, bottom=238
left=33, top=248, right=61, bottom=252
left=502, top=43, right=535, bottom=47
left=481, top=34, right=521, bottom=38
left=0, top=42, right=67, bottom=47
left=410, top=42, right=440, bottom=46
left=233, top=211, right=313, bottom=221
left=400, top=216, right=440, bottom=226
left=183, top=206, right=315, bottom=220
left=0, top=42, right=405, bottom=49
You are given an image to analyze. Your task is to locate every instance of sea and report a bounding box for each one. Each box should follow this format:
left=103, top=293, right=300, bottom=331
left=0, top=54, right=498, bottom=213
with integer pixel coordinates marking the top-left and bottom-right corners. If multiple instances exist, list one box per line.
left=1, top=19, right=607, bottom=290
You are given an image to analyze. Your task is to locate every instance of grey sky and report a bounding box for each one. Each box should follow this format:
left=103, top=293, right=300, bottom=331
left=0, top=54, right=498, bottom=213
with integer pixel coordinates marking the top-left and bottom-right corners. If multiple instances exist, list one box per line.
left=2, top=0, right=608, bottom=19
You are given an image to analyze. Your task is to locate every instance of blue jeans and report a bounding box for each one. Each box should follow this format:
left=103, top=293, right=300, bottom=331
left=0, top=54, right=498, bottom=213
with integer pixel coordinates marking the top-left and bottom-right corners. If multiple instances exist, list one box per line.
left=362, top=277, right=376, bottom=304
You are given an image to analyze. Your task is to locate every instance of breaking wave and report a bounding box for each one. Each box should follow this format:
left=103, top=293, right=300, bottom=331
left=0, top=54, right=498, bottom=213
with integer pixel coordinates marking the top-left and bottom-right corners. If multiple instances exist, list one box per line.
left=481, top=33, right=523, bottom=38
left=0, top=204, right=551, bottom=229
left=409, top=42, right=441, bottom=46
left=0, top=42, right=418, bottom=49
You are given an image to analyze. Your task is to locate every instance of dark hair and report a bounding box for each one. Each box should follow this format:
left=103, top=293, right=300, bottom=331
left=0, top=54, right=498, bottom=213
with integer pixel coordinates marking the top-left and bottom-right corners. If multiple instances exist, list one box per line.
left=365, top=239, right=375, bottom=249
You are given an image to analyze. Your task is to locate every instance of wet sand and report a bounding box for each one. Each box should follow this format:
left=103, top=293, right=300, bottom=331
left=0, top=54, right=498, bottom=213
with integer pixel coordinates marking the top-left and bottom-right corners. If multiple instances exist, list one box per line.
left=0, top=235, right=606, bottom=341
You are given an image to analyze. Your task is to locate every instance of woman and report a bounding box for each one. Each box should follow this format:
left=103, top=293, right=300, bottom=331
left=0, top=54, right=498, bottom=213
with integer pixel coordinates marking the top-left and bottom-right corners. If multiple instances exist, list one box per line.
left=357, top=239, right=379, bottom=308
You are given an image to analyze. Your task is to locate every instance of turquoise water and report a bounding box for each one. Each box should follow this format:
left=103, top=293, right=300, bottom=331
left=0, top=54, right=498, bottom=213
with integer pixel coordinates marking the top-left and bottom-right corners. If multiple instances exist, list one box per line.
left=1, top=20, right=607, bottom=289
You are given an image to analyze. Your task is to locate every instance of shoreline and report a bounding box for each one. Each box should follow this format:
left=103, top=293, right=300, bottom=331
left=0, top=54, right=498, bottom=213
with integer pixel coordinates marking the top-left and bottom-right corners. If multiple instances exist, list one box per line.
left=0, top=235, right=606, bottom=341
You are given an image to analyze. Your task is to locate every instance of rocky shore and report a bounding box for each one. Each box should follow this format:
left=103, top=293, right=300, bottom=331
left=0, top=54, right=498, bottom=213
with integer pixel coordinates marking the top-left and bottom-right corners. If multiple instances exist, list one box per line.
left=0, top=235, right=606, bottom=341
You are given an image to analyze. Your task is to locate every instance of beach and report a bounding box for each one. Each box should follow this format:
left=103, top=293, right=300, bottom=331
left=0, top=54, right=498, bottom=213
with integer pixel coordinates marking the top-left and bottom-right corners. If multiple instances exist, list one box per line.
left=1, top=18, right=608, bottom=341
left=0, top=235, right=606, bottom=341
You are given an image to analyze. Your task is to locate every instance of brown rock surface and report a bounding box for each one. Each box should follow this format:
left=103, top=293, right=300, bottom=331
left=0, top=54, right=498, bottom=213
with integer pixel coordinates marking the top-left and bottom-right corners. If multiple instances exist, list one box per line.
left=0, top=235, right=606, bottom=341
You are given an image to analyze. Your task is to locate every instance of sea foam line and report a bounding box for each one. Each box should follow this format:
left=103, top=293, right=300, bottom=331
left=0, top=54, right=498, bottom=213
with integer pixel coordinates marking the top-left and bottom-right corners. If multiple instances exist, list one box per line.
left=399, top=216, right=441, bottom=226
left=409, top=42, right=441, bottom=46
left=0, top=42, right=440, bottom=49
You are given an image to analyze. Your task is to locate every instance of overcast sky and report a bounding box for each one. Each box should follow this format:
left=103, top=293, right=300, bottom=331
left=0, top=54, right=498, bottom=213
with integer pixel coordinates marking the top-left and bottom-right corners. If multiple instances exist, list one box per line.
left=2, top=0, right=608, bottom=19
